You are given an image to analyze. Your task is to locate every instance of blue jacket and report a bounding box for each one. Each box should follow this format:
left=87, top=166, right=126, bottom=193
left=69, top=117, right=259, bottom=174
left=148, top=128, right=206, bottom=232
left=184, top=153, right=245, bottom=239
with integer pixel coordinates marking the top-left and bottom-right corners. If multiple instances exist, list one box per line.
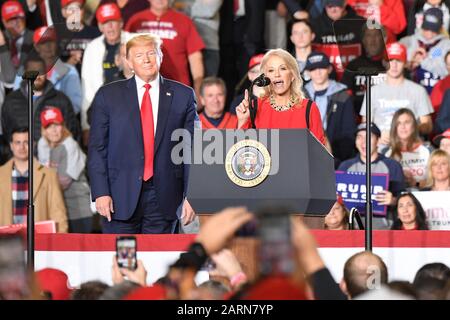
left=305, top=80, right=357, bottom=166
left=88, top=76, right=198, bottom=221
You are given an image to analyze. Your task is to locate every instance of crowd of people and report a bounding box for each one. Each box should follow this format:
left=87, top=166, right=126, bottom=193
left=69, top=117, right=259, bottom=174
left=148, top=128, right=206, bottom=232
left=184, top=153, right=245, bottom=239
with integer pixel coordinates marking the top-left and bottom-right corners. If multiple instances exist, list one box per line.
left=1, top=207, right=449, bottom=300
left=0, top=0, right=449, bottom=234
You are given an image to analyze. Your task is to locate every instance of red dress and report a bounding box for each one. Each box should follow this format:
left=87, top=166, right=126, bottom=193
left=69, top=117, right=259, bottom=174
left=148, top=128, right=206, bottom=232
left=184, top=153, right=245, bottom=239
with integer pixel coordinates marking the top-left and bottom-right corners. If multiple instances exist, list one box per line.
left=242, top=97, right=326, bottom=145
left=199, top=112, right=238, bottom=129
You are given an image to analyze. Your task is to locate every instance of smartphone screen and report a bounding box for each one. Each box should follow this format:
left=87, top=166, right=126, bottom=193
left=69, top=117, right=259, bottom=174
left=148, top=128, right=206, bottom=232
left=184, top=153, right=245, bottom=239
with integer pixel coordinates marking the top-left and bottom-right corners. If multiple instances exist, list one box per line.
left=116, top=236, right=137, bottom=270
left=0, top=235, right=30, bottom=299
left=258, top=214, right=294, bottom=276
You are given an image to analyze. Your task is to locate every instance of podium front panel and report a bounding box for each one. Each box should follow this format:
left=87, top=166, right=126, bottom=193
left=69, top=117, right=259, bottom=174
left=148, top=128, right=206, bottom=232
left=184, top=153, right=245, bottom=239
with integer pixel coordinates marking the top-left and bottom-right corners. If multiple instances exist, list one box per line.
left=187, top=129, right=336, bottom=215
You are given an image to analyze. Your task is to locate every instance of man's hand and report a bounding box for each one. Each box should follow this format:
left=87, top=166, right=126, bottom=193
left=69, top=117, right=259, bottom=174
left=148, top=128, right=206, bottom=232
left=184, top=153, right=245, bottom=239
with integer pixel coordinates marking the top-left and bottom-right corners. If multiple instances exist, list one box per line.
left=196, top=207, right=253, bottom=255
left=379, top=130, right=390, bottom=146
left=96, top=196, right=114, bottom=222
left=375, top=190, right=395, bottom=206
left=112, top=256, right=147, bottom=286
left=210, top=249, right=244, bottom=279
left=181, top=199, right=195, bottom=226
left=291, top=217, right=325, bottom=276
left=236, top=90, right=251, bottom=128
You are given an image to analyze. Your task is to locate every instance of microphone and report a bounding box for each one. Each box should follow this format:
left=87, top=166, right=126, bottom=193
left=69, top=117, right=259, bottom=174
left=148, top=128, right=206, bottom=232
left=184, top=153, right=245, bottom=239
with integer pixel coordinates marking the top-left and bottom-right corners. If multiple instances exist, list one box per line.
left=253, top=73, right=271, bottom=87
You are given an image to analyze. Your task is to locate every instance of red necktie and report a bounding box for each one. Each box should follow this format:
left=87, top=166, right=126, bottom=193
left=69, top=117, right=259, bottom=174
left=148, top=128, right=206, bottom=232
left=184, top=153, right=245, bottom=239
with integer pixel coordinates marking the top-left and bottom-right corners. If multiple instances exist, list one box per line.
left=141, top=83, right=154, bottom=181
left=10, top=38, right=20, bottom=68
left=234, top=0, right=239, bottom=15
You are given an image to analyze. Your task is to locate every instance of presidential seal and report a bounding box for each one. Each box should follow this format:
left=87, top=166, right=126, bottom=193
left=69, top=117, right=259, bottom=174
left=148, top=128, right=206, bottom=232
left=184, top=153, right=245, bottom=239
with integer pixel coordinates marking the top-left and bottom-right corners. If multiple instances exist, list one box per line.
left=225, top=139, right=271, bottom=187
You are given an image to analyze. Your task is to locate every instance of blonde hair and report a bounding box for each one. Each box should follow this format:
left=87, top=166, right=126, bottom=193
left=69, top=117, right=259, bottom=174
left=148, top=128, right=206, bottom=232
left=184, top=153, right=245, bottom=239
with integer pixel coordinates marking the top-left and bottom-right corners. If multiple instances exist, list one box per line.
left=425, top=149, right=450, bottom=188
left=126, top=34, right=163, bottom=60
left=259, top=48, right=305, bottom=103
left=41, top=125, right=71, bottom=146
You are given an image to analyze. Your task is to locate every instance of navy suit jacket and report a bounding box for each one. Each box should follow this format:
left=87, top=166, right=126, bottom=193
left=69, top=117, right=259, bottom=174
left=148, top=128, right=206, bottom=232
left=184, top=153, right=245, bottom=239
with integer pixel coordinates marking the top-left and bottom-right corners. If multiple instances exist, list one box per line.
left=88, top=76, right=198, bottom=221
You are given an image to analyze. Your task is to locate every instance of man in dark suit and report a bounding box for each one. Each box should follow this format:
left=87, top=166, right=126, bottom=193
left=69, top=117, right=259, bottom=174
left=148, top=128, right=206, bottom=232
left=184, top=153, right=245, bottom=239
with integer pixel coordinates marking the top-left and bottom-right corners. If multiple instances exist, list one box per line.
left=88, top=34, right=198, bottom=234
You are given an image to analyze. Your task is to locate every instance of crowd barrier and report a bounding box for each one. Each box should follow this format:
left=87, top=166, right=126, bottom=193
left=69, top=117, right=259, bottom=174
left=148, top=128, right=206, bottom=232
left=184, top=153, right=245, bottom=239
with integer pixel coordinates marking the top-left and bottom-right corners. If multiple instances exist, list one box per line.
left=35, top=231, right=450, bottom=287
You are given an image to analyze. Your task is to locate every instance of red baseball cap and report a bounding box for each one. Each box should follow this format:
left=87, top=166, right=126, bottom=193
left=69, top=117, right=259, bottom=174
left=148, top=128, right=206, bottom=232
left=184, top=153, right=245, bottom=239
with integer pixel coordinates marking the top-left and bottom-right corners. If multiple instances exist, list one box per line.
left=33, top=26, right=57, bottom=45
left=41, top=107, right=64, bottom=128
left=61, top=0, right=85, bottom=8
left=433, top=128, right=450, bottom=147
left=96, top=3, right=122, bottom=24
left=1, top=1, right=25, bottom=22
left=35, top=268, right=73, bottom=300
left=386, top=42, right=407, bottom=63
left=248, top=53, right=264, bottom=70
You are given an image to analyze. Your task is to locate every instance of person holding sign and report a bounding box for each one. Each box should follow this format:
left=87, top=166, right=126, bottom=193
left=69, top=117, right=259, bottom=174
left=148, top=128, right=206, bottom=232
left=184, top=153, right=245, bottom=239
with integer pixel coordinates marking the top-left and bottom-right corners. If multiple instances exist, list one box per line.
left=383, top=108, right=433, bottom=190
left=338, top=122, right=407, bottom=229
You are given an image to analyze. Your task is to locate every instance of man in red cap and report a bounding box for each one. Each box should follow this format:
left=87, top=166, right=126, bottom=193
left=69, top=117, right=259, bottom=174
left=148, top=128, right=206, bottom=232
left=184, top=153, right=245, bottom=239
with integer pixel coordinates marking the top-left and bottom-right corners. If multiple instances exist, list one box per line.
left=59, top=0, right=101, bottom=73
left=360, top=42, right=434, bottom=150
left=81, top=3, right=129, bottom=146
left=125, top=0, right=205, bottom=101
left=0, top=1, right=34, bottom=73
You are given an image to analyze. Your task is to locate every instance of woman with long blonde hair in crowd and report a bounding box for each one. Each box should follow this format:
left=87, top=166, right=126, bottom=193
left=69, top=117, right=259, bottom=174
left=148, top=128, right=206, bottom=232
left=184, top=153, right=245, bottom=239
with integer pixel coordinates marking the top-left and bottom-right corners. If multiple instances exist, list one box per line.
left=421, top=149, right=450, bottom=191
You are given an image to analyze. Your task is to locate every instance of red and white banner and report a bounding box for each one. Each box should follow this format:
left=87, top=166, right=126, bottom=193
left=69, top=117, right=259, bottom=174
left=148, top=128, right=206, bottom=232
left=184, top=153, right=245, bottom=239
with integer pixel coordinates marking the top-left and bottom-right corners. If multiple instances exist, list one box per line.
left=34, top=231, right=450, bottom=287
left=413, top=191, right=450, bottom=230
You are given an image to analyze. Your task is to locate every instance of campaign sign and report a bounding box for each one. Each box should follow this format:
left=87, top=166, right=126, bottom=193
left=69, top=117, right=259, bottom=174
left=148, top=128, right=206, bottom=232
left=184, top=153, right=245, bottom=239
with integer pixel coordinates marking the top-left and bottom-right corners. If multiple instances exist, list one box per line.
left=335, top=171, right=389, bottom=216
left=313, top=43, right=361, bottom=79
left=412, top=191, right=450, bottom=230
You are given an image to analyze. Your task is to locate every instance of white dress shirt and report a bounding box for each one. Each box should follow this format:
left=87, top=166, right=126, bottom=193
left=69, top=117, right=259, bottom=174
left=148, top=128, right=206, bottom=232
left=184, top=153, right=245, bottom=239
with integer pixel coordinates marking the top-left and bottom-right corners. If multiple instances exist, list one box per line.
left=135, top=74, right=160, bottom=134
